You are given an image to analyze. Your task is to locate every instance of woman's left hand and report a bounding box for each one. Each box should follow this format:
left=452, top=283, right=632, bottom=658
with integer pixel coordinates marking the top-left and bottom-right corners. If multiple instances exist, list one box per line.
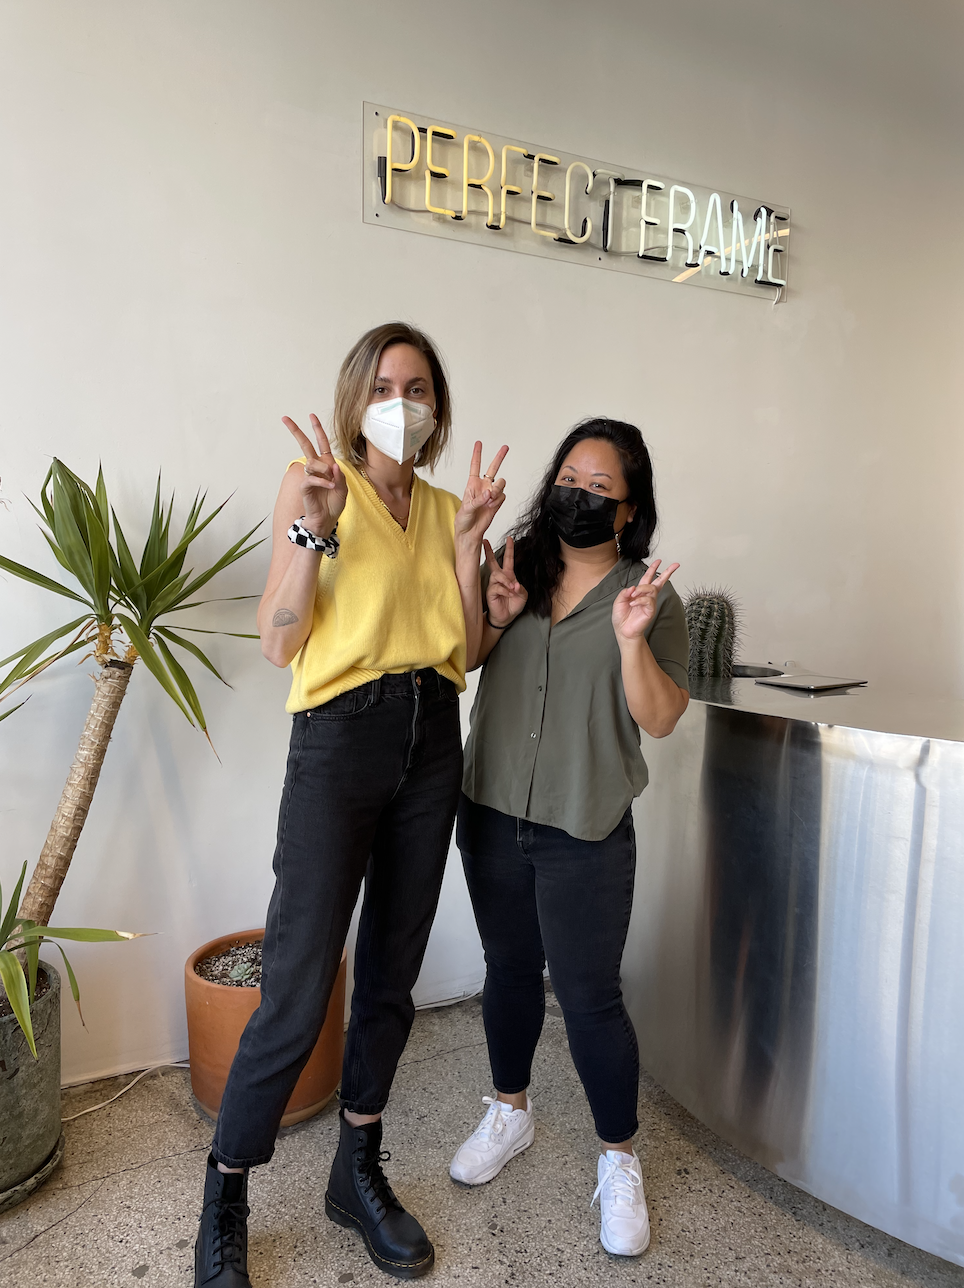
left=612, top=559, right=681, bottom=643
left=455, top=441, right=509, bottom=545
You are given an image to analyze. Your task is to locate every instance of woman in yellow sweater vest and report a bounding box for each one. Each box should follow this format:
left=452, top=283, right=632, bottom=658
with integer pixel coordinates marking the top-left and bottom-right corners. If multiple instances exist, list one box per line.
left=194, top=323, right=507, bottom=1287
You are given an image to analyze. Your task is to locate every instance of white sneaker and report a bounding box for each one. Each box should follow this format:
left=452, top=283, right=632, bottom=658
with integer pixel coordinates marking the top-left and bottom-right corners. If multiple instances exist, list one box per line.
left=449, top=1096, right=535, bottom=1185
left=592, top=1150, right=651, bottom=1256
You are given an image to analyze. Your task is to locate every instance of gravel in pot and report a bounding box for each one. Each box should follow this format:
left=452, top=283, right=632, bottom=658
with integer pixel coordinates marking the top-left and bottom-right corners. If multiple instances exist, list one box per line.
left=194, top=941, right=263, bottom=987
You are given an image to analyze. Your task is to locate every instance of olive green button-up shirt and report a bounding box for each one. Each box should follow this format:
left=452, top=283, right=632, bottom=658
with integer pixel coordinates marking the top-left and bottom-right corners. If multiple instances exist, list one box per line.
left=462, top=558, right=689, bottom=841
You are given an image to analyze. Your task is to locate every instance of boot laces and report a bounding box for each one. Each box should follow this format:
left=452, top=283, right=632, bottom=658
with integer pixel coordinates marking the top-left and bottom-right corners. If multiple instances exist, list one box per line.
left=357, top=1146, right=400, bottom=1214
left=211, top=1198, right=248, bottom=1269
left=591, top=1156, right=641, bottom=1210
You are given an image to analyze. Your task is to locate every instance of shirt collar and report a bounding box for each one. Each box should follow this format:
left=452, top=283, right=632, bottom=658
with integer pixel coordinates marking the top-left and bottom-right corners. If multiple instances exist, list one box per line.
left=561, top=556, right=635, bottom=620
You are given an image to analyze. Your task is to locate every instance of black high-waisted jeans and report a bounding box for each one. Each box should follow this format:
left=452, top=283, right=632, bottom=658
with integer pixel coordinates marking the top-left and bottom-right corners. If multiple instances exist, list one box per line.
left=212, top=669, right=462, bottom=1169
left=457, top=794, right=639, bottom=1144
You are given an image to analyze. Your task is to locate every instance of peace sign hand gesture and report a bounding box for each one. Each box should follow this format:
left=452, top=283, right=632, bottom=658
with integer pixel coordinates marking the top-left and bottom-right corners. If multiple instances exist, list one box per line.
left=612, top=559, right=681, bottom=644
left=282, top=414, right=348, bottom=538
left=484, top=536, right=528, bottom=627
left=455, top=441, right=509, bottom=546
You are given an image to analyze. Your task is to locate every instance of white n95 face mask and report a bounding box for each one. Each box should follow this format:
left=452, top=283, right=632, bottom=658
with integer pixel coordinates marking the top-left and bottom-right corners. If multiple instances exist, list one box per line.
left=362, top=397, right=435, bottom=464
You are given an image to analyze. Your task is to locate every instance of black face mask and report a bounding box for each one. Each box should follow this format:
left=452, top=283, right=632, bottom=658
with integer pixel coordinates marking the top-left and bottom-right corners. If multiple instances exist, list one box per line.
left=546, top=484, right=627, bottom=549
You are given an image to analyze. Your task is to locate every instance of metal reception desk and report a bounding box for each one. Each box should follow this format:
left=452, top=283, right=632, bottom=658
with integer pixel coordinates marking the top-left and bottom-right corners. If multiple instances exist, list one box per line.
left=625, top=678, right=964, bottom=1264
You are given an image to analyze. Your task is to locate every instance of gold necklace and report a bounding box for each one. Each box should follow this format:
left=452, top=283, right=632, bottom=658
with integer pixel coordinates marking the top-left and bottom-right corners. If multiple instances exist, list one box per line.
left=359, top=466, right=413, bottom=530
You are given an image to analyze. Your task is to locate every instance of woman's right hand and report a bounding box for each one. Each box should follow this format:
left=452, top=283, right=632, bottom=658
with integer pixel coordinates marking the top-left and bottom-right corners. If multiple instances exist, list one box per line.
left=282, top=414, right=348, bottom=537
left=484, top=536, right=528, bottom=627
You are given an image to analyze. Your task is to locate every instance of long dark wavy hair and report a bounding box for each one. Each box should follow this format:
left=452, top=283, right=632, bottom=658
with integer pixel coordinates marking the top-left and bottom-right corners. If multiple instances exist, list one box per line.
left=509, top=417, right=658, bottom=618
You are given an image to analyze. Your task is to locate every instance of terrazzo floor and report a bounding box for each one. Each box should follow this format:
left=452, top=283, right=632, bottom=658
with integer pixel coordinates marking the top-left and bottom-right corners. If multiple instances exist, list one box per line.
left=1, top=994, right=961, bottom=1288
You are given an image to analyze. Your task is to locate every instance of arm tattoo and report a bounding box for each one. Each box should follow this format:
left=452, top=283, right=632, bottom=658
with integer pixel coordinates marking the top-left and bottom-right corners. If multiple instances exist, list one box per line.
left=272, top=608, right=299, bottom=628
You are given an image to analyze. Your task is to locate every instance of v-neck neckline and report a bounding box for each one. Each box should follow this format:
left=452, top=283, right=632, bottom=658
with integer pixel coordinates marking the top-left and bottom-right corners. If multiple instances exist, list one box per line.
left=550, top=558, right=628, bottom=630
left=347, top=459, right=420, bottom=547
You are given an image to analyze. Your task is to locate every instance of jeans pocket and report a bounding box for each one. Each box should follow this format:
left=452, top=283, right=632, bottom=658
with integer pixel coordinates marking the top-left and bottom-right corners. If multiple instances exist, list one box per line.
left=436, top=676, right=460, bottom=706
left=312, top=684, right=374, bottom=721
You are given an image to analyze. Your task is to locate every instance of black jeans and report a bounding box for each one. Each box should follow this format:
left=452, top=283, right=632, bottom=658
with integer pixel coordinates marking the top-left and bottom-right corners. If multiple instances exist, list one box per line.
left=457, top=793, right=639, bottom=1144
left=212, top=670, right=462, bottom=1169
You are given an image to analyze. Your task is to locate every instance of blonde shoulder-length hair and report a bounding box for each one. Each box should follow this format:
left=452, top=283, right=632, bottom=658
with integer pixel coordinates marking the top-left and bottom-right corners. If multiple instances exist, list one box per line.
left=331, top=322, right=453, bottom=470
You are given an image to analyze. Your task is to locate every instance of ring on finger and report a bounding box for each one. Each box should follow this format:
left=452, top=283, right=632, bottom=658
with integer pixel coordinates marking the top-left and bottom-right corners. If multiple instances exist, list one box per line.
left=482, top=473, right=495, bottom=481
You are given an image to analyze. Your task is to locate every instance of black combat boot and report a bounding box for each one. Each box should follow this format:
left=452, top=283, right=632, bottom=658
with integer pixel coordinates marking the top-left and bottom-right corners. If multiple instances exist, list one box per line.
left=195, top=1154, right=252, bottom=1286
left=325, top=1111, right=434, bottom=1279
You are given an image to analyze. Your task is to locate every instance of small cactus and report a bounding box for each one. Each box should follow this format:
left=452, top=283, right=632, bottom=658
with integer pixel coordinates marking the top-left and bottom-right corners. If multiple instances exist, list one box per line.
left=684, top=587, right=741, bottom=680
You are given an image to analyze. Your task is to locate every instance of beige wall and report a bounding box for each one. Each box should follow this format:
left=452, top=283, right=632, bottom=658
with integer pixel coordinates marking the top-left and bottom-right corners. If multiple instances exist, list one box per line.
left=1, top=0, right=961, bottom=1080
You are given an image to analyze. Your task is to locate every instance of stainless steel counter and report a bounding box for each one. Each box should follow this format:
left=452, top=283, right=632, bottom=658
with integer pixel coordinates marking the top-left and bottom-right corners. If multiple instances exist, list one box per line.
left=625, top=678, right=964, bottom=1265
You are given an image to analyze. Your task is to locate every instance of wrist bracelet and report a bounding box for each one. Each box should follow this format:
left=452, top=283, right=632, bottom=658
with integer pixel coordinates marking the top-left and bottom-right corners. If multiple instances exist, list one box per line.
left=287, top=517, right=339, bottom=558
left=484, top=611, right=510, bottom=630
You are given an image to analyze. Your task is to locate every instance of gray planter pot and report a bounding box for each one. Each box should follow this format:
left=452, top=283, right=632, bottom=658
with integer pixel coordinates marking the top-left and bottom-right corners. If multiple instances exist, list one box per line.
left=0, top=961, right=64, bottom=1212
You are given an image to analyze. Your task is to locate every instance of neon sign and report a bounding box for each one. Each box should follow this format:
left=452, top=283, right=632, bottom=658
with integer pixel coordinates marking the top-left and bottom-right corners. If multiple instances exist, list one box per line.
left=363, top=103, right=790, bottom=302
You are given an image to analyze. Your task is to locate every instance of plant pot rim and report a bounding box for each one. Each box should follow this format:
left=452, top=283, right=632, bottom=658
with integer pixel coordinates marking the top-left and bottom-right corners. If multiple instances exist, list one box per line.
left=185, top=928, right=266, bottom=995
left=0, top=959, right=60, bottom=1027
left=185, top=930, right=345, bottom=994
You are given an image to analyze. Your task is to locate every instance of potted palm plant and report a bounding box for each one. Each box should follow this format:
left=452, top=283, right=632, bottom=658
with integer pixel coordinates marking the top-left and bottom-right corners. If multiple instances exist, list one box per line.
left=0, top=458, right=263, bottom=1207
left=0, top=459, right=263, bottom=924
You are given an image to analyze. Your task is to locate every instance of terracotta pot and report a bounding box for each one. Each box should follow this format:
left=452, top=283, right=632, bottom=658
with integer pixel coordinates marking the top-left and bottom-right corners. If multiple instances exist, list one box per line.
left=184, top=929, right=346, bottom=1126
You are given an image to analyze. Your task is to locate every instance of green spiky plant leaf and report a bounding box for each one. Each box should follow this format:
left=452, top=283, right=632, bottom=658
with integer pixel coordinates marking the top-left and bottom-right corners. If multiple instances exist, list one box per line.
left=0, top=862, right=146, bottom=1057
left=0, top=458, right=265, bottom=928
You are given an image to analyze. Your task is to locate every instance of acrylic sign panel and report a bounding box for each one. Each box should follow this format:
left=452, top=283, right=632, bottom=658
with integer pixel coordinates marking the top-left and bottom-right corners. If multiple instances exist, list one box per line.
left=362, top=103, right=790, bottom=301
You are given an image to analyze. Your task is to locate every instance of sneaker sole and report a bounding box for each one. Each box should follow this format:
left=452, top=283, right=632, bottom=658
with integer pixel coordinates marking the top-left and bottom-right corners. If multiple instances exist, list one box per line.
left=448, top=1123, right=536, bottom=1187
left=324, top=1193, right=435, bottom=1280
left=600, top=1226, right=651, bottom=1257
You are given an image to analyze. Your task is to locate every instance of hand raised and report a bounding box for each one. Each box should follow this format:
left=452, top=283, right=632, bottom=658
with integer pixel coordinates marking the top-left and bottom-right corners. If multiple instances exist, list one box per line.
left=484, top=536, right=527, bottom=627
left=612, top=559, right=680, bottom=644
left=283, top=414, right=348, bottom=538
left=455, top=441, right=509, bottom=545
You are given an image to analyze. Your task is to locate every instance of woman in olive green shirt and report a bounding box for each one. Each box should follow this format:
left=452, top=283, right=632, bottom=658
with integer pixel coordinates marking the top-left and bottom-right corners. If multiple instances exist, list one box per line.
left=450, top=417, right=689, bottom=1259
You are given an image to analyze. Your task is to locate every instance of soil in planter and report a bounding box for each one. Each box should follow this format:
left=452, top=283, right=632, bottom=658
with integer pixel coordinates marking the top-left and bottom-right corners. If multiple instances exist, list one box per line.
left=0, top=967, right=50, bottom=1020
left=195, top=942, right=263, bottom=988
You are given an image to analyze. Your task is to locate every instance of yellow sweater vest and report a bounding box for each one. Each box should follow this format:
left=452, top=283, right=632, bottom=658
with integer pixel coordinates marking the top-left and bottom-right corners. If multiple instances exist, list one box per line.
left=286, top=458, right=466, bottom=712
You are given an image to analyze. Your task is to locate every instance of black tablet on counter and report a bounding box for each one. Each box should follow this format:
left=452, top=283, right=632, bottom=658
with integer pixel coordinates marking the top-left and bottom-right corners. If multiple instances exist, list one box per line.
left=754, top=673, right=868, bottom=692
